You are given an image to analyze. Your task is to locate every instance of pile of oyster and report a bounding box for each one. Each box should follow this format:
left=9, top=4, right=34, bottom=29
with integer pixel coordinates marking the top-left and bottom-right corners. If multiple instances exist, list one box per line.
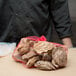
left=14, top=38, right=67, bottom=71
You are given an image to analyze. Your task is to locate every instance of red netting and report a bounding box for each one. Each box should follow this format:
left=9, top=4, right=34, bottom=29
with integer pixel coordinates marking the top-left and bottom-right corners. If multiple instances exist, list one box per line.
left=12, top=36, right=68, bottom=68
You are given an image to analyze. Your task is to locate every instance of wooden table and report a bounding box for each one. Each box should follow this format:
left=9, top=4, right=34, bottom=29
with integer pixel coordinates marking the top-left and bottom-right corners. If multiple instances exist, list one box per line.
left=0, top=48, right=76, bottom=76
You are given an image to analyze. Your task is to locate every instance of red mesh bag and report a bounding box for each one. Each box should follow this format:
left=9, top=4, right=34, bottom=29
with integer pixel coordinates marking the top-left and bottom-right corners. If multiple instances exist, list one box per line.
left=12, top=36, right=68, bottom=68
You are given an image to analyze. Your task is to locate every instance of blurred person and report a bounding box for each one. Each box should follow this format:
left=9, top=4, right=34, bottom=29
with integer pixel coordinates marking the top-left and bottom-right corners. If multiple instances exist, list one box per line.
left=0, top=0, right=73, bottom=48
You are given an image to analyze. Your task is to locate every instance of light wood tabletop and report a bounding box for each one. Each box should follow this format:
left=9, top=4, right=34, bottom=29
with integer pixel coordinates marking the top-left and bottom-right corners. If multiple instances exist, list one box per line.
left=0, top=48, right=76, bottom=76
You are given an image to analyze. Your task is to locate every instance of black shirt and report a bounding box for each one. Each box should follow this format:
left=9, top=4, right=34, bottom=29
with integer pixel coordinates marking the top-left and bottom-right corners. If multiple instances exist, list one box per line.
left=0, top=0, right=72, bottom=42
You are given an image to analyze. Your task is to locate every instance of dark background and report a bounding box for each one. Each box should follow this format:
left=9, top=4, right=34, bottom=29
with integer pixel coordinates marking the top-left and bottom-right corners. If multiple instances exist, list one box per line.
left=52, top=0, right=76, bottom=47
